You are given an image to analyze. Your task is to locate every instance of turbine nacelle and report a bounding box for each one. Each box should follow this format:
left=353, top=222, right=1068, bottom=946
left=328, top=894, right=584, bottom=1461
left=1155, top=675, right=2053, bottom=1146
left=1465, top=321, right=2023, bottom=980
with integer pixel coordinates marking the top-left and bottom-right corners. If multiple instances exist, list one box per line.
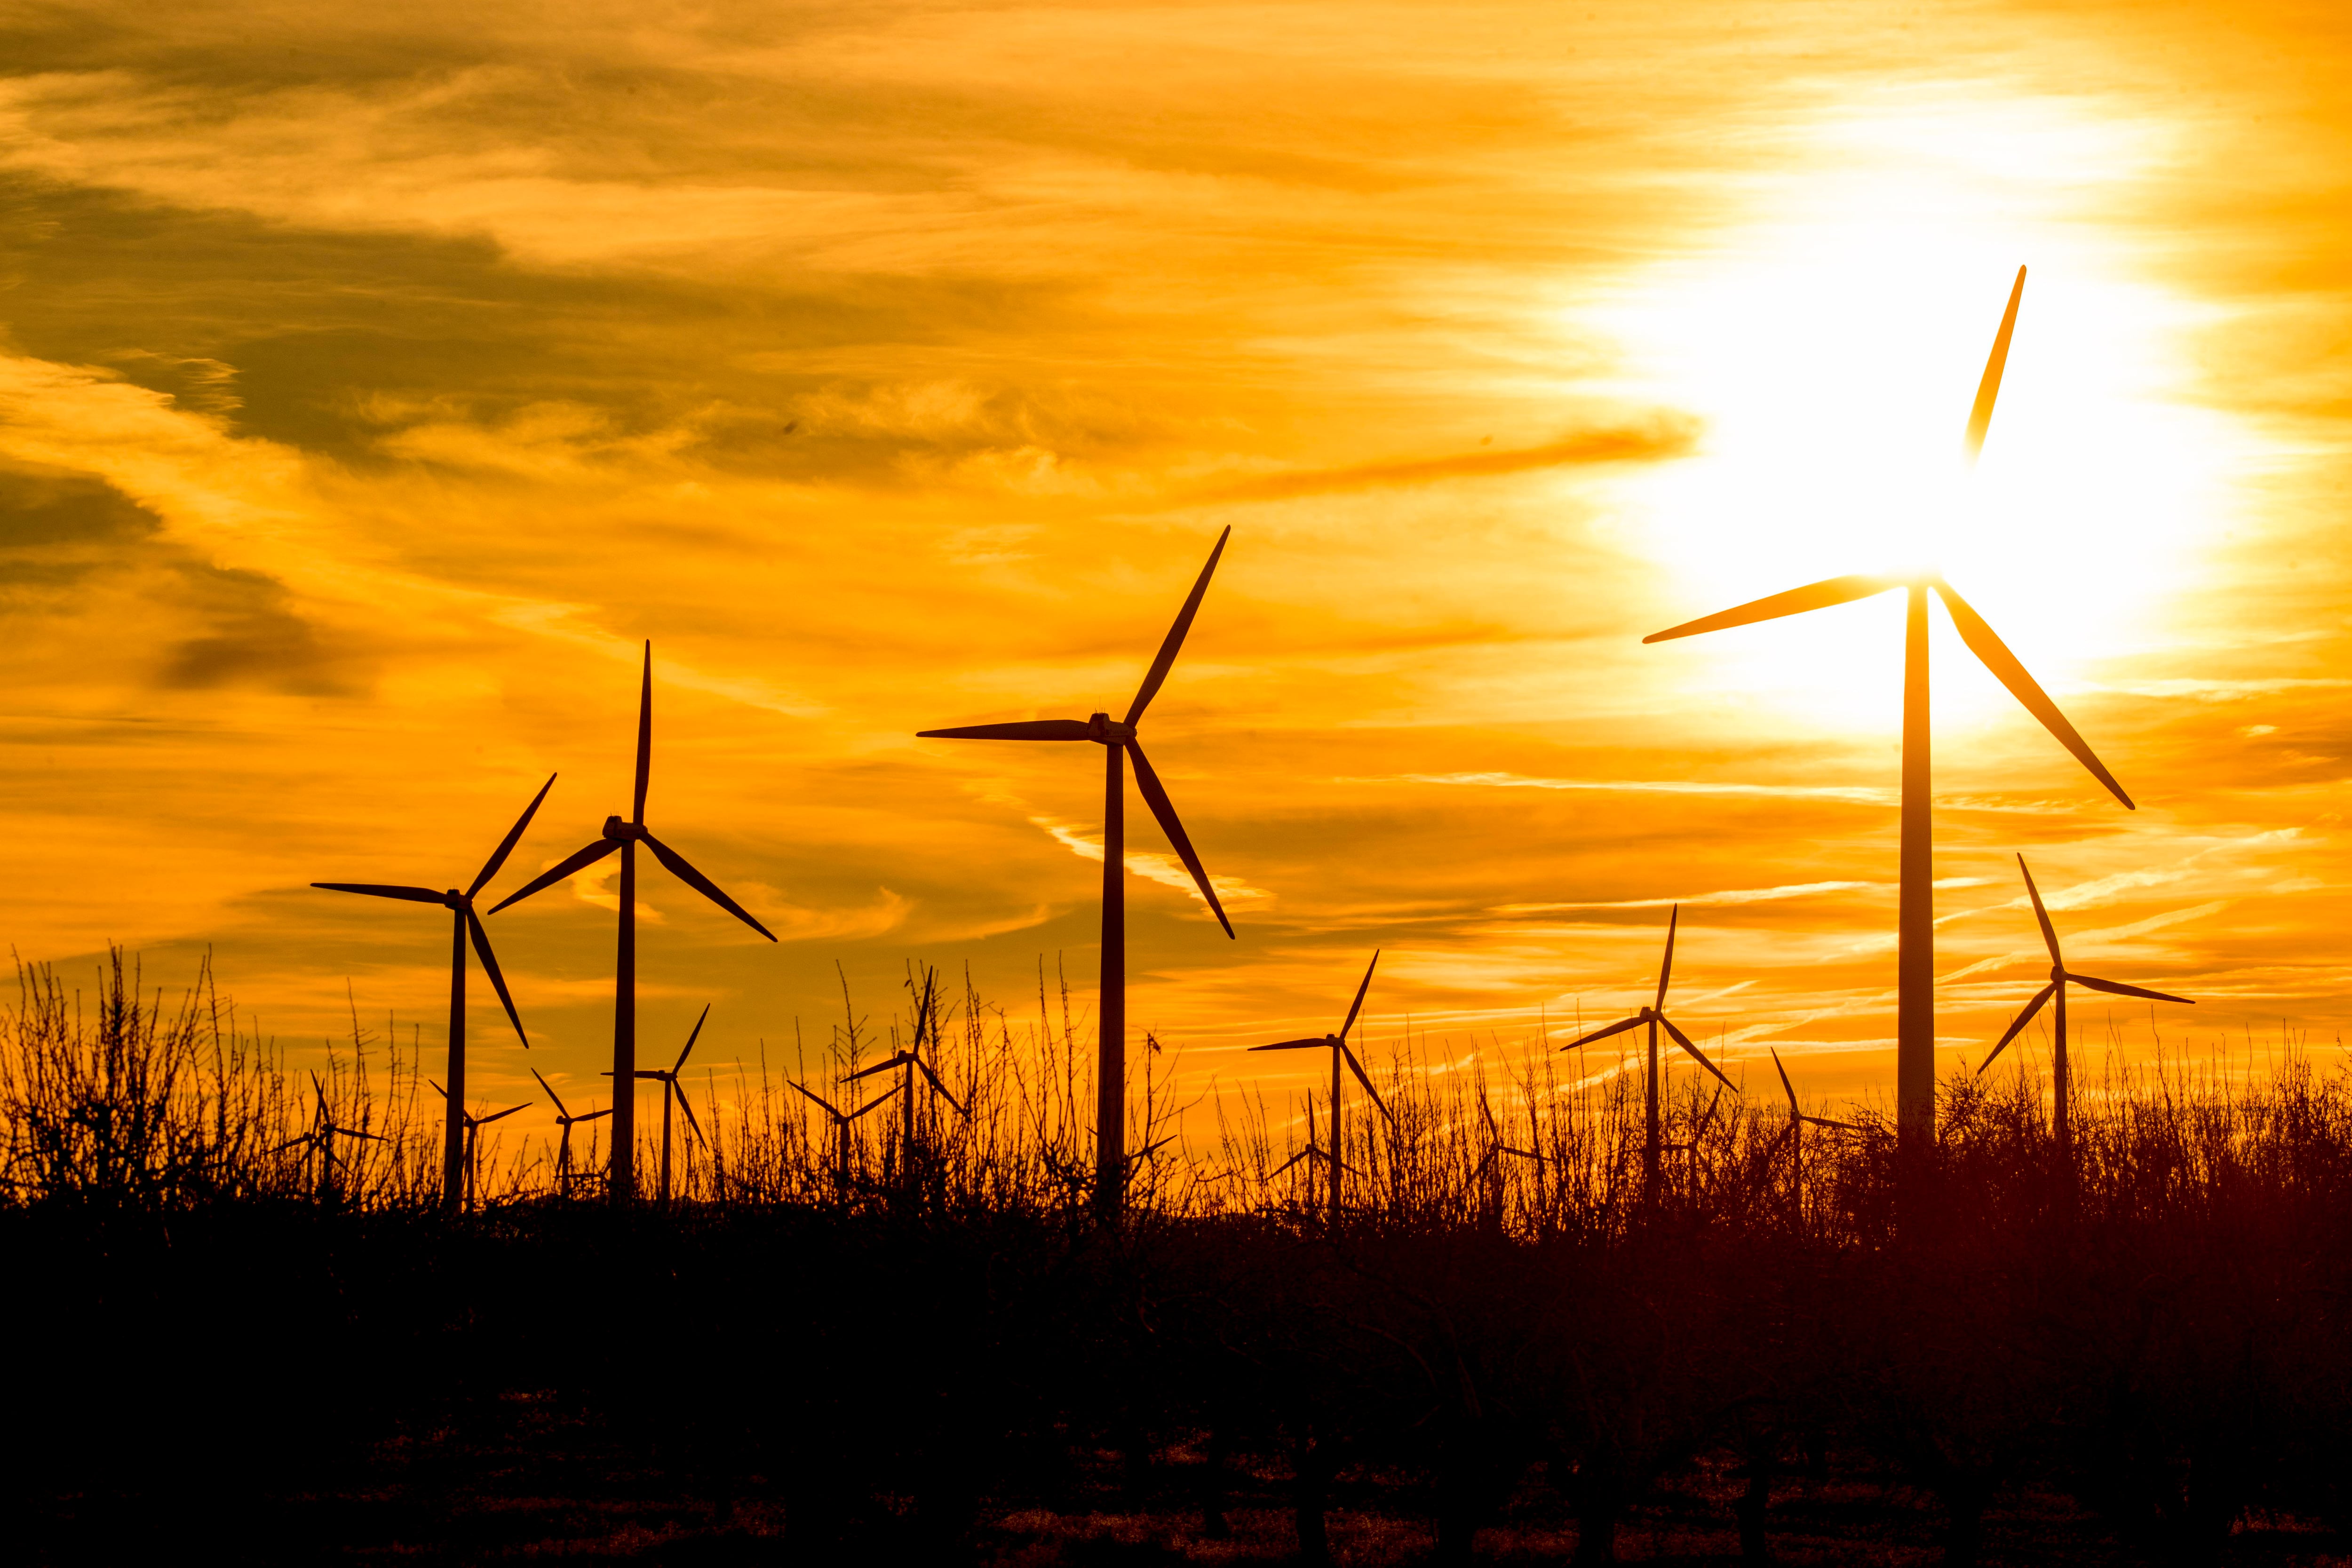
left=602, top=815, right=643, bottom=841
left=1089, top=714, right=1135, bottom=744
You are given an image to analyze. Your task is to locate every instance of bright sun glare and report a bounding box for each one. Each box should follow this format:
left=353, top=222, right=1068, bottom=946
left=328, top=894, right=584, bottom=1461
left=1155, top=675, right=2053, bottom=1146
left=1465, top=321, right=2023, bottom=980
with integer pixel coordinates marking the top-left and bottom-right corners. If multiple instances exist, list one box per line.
left=1590, top=92, right=2249, bottom=742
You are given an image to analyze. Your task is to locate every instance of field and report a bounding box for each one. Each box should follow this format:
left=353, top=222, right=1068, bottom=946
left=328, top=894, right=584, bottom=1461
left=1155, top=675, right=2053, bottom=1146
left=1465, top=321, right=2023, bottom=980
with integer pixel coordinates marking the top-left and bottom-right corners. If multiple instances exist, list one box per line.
left=5, top=951, right=2351, bottom=1567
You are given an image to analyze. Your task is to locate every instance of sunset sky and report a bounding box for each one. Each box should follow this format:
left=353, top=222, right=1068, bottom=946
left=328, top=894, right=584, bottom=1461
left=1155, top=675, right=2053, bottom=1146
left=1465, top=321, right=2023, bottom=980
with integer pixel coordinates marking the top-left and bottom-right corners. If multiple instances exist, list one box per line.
left=4, top=1, right=2348, bottom=1153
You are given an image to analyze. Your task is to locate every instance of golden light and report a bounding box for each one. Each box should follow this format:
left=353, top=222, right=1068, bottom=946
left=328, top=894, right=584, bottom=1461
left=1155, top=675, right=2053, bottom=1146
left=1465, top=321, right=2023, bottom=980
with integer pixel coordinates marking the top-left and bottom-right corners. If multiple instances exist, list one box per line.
left=1589, top=91, right=2253, bottom=742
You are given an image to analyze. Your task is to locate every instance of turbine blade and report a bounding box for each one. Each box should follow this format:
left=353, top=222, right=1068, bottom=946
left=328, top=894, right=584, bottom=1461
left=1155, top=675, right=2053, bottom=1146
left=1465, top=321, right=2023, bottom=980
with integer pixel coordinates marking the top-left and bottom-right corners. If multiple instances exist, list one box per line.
left=1124, top=740, right=1234, bottom=938
left=914, top=1055, right=966, bottom=1114
left=578, top=1108, right=612, bottom=1123
left=641, top=830, right=778, bottom=941
left=312, top=883, right=449, bottom=905
left=845, top=1053, right=908, bottom=1083
left=672, top=1082, right=706, bottom=1147
left=2018, top=854, right=2063, bottom=965
left=1976, top=982, right=2055, bottom=1076
left=2065, top=972, right=2194, bottom=1005
left=1644, top=574, right=1899, bottom=644
left=1339, top=1043, right=1393, bottom=1125
left=849, top=1084, right=902, bottom=1120
left=915, top=719, right=1095, bottom=741
left=1659, top=1013, right=1736, bottom=1091
left=1804, top=1115, right=1864, bottom=1132
left=1932, top=580, right=2133, bottom=808
left=634, top=641, right=653, bottom=822
left=531, top=1067, right=570, bottom=1119
left=675, top=1002, right=711, bottom=1073
left=486, top=837, right=621, bottom=914
left=1963, top=265, right=2026, bottom=464
left=1270, top=1146, right=1313, bottom=1179
left=479, top=1104, right=526, bottom=1125
left=1125, top=525, right=1231, bottom=726
left=1770, top=1048, right=1799, bottom=1115
left=469, top=772, right=559, bottom=897
left=467, top=910, right=530, bottom=1049
left=1563, top=1014, right=1646, bottom=1051
left=1656, top=905, right=1678, bottom=1009
left=1337, top=950, right=1380, bottom=1039
left=787, top=1080, right=843, bottom=1119
left=1251, top=1037, right=1332, bottom=1051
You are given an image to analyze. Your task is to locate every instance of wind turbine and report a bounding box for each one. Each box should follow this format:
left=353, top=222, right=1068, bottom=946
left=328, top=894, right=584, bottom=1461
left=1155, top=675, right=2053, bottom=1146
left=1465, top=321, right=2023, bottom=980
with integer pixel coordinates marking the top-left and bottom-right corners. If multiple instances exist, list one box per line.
left=845, top=971, right=966, bottom=1183
left=1250, top=952, right=1394, bottom=1226
left=612, top=1004, right=713, bottom=1207
left=278, top=1072, right=387, bottom=1203
left=789, top=1078, right=901, bottom=1190
left=916, top=527, right=1236, bottom=1219
left=312, top=773, right=553, bottom=1214
left=1561, top=907, right=1737, bottom=1202
left=1769, top=1048, right=1859, bottom=1221
left=1642, top=267, right=2135, bottom=1152
left=531, top=1067, right=611, bottom=1194
left=430, top=1081, right=527, bottom=1211
left=490, top=644, right=777, bottom=1204
left=1976, top=854, right=2193, bottom=1162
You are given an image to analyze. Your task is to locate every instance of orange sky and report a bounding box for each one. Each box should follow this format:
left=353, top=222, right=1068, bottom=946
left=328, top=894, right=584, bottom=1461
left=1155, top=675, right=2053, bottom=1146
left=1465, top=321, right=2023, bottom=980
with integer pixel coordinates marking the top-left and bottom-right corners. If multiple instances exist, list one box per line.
left=4, top=1, right=2349, bottom=1153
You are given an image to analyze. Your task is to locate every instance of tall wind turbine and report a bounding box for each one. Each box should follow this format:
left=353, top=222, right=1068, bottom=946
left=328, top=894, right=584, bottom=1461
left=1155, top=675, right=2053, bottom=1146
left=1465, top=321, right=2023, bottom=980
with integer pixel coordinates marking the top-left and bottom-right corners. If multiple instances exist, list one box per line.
left=1250, top=951, right=1394, bottom=1226
left=1977, top=854, right=2192, bottom=1162
left=1770, top=1048, right=1859, bottom=1222
left=1561, top=907, right=1737, bottom=1202
left=313, top=773, right=554, bottom=1213
left=490, top=644, right=777, bottom=1204
left=1642, top=268, right=2134, bottom=1151
left=430, top=1081, right=527, bottom=1211
left=916, top=528, right=1236, bottom=1219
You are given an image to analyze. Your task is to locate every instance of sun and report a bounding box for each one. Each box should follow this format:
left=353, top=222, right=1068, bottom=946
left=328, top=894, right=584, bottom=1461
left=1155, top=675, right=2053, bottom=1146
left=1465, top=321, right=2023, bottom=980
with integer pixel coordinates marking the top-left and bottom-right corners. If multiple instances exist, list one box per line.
left=1587, top=90, right=2251, bottom=744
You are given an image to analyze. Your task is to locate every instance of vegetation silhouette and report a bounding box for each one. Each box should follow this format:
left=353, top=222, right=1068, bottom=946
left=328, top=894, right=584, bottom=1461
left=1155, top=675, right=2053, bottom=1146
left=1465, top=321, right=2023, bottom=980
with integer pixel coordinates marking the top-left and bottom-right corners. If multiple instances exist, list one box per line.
left=5, top=950, right=2348, bottom=1565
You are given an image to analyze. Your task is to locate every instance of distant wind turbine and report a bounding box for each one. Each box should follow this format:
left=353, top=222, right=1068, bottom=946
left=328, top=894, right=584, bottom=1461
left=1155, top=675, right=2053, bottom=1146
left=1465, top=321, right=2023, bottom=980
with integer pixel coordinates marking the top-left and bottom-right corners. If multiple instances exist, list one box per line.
left=1643, top=267, right=2134, bottom=1152
left=1769, top=1048, right=1859, bottom=1220
left=790, top=1079, right=901, bottom=1191
left=845, top=968, right=966, bottom=1187
left=490, top=644, right=777, bottom=1204
left=611, top=1004, right=713, bottom=1207
left=531, top=1067, right=611, bottom=1194
left=1250, top=951, right=1394, bottom=1226
left=430, top=1080, right=527, bottom=1211
left=312, top=773, right=553, bottom=1214
left=278, top=1072, right=387, bottom=1204
left=1562, top=906, right=1737, bottom=1202
left=917, top=528, right=1236, bottom=1219
left=1977, top=854, right=2193, bottom=1162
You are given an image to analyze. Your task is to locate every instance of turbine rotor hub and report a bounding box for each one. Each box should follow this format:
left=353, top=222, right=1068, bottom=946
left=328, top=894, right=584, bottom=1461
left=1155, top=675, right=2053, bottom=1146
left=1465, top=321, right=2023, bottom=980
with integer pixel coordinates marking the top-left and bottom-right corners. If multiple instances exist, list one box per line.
left=2051, top=963, right=2066, bottom=983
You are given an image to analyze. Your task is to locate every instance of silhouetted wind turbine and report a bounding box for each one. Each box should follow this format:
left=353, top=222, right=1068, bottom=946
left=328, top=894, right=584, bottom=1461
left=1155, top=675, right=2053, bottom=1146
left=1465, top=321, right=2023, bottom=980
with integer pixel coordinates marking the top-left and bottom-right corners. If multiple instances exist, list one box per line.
left=846, top=971, right=966, bottom=1183
left=1770, top=1048, right=1859, bottom=1220
left=790, top=1079, right=901, bottom=1190
left=1269, top=1091, right=1351, bottom=1215
left=1977, top=854, right=2192, bottom=1163
left=531, top=1068, right=611, bottom=1194
left=1562, top=907, right=1736, bottom=1202
left=611, top=1003, right=712, bottom=1207
left=278, top=1072, right=386, bottom=1203
left=431, top=1080, right=526, bottom=1211
left=1644, top=268, right=2134, bottom=1153
left=917, top=528, right=1235, bottom=1219
left=1251, top=952, right=1394, bottom=1226
left=312, top=773, right=552, bottom=1213
left=490, top=644, right=777, bottom=1204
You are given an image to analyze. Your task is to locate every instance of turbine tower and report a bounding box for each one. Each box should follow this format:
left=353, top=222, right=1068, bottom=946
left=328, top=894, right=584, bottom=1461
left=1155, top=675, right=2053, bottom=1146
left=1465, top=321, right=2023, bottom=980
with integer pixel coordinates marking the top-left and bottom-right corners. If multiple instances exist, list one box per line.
left=1250, top=951, right=1393, bottom=1226
left=916, top=528, right=1236, bottom=1220
left=1561, top=906, right=1736, bottom=1201
left=1977, top=854, right=2193, bottom=1162
left=313, top=773, right=553, bottom=1213
left=491, top=644, right=778, bottom=1203
left=1641, top=269, right=2132, bottom=1152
